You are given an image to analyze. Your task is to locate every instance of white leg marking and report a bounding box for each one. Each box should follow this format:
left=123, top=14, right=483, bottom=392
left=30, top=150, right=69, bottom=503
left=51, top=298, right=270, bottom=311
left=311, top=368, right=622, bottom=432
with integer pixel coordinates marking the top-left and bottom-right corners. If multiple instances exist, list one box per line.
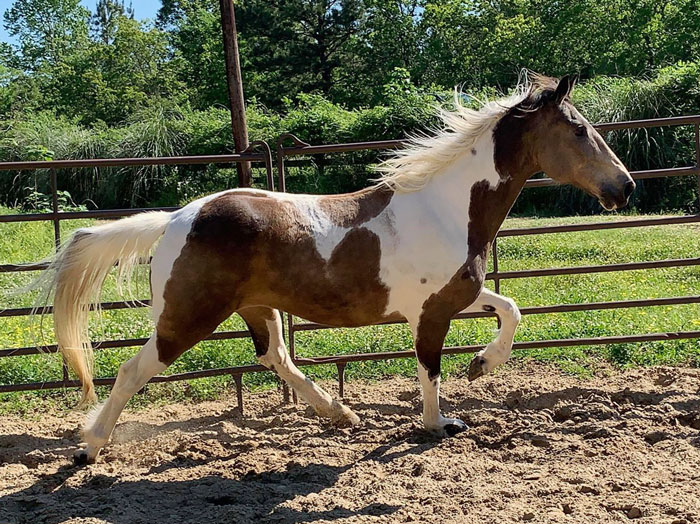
left=464, top=288, right=521, bottom=375
left=80, top=336, right=166, bottom=461
left=417, top=362, right=465, bottom=433
left=258, top=312, right=359, bottom=426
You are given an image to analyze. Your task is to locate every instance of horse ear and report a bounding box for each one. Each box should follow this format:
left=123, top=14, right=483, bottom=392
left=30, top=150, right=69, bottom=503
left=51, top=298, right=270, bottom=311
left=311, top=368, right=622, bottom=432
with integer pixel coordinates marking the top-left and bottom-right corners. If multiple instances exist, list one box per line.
left=554, top=75, right=573, bottom=103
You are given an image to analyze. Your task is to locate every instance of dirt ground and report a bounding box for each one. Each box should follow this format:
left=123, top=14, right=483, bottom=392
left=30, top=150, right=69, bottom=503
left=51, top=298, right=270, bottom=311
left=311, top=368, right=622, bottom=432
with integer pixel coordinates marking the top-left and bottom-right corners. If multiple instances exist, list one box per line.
left=1, top=362, right=699, bottom=524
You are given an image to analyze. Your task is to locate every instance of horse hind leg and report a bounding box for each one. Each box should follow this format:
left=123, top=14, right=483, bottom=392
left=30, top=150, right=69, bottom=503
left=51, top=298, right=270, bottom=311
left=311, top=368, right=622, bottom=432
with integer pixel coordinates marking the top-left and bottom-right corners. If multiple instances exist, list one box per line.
left=75, top=335, right=166, bottom=465
left=76, top=256, right=239, bottom=464
left=240, top=307, right=360, bottom=427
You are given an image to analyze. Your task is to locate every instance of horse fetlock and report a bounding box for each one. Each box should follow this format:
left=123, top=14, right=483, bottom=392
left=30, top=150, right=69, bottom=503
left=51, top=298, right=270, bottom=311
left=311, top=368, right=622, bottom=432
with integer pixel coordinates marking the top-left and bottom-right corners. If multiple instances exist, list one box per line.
left=425, top=416, right=468, bottom=437
left=73, top=444, right=101, bottom=466
left=468, top=346, right=498, bottom=381
left=469, top=339, right=513, bottom=381
left=467, top=352, right=488, bottom=381
left=74, top=417, right=112, bottom=466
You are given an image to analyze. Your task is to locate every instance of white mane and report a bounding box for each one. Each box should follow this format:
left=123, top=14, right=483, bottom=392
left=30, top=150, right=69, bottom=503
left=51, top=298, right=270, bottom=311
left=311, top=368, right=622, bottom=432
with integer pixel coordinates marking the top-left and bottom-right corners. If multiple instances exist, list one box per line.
left=376, top=76, right=533, bottom=193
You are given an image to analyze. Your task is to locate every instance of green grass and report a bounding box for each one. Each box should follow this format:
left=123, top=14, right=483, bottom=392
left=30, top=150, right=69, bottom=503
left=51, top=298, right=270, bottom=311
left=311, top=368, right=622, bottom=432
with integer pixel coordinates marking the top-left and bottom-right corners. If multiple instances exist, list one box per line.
left=1, top=207, right=699, bottom=414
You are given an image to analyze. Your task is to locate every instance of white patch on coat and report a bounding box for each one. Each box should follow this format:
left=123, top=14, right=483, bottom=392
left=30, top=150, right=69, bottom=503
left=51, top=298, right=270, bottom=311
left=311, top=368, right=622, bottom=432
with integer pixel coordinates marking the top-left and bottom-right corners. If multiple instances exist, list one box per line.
left=283, top=129, right=504, bottom=326
left=284, top=194, right=348, bottom=261
left=462, top=288, right=521, bottom=372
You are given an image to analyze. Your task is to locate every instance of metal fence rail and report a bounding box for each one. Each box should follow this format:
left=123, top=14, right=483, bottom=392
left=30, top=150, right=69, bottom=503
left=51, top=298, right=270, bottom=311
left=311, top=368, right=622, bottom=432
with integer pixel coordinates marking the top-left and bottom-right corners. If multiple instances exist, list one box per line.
left=1, top=116, right=699, bottom=412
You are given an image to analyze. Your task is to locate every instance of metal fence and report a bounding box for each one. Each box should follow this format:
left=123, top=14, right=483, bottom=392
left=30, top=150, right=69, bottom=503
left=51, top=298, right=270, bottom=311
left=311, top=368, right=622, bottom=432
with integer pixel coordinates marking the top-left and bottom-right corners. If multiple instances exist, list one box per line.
left=1, top=117, right=699, bottom=412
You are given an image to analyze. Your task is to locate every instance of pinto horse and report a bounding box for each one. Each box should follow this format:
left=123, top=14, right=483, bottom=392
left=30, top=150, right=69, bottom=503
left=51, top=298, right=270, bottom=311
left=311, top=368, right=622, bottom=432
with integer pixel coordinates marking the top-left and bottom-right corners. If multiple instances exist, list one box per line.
left=35, top=74, right=634, bottom=464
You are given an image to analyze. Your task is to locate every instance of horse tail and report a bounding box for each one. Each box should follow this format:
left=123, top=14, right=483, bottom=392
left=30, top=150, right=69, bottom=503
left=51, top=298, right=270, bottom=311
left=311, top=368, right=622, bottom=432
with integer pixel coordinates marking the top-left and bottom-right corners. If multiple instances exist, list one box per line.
left=34, top=211, right=172, bottom=407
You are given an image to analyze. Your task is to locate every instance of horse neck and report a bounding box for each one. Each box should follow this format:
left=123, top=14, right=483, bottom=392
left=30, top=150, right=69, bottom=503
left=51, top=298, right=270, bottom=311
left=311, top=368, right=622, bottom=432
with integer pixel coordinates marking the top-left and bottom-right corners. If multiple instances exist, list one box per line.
left=394, top=129, right=528, bottom=243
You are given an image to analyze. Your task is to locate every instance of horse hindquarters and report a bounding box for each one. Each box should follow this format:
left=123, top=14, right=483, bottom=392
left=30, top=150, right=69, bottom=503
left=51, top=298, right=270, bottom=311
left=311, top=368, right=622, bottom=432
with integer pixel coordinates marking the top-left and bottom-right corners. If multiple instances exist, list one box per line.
left=75, top=213, right=242, bottom=464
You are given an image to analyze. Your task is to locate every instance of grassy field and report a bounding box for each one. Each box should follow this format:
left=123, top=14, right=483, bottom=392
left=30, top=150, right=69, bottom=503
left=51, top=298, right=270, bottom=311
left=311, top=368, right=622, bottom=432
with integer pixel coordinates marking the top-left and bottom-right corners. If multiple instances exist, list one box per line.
left=1, top=207, right=699, bottom=414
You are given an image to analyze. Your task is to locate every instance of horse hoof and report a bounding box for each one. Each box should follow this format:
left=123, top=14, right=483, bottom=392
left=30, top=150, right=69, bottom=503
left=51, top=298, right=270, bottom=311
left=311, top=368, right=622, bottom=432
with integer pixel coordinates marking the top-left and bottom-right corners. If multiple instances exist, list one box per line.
left=331, top=402, right=361, bottom=427
left=468, top=354, right=486, bottom=382
left=444, top=419, right=468, bottom=437
left=73, top=449, right=95, bottom=466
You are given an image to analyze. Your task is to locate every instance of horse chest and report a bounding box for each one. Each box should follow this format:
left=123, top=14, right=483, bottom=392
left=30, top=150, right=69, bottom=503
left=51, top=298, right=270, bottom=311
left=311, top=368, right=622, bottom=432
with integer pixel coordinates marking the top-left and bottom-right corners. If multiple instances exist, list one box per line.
left=371, top=214, right=469, bottom=324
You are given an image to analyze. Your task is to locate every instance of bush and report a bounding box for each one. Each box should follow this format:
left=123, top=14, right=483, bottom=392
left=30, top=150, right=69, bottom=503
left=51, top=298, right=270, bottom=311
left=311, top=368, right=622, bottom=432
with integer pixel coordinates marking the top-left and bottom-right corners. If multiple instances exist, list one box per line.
left=1, top=65, right=698, bottom=212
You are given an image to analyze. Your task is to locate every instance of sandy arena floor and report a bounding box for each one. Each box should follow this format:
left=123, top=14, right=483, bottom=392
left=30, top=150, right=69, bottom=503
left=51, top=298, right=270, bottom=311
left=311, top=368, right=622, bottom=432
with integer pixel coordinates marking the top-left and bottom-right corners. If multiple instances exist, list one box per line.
left=1, top=362, right=699, bottom=524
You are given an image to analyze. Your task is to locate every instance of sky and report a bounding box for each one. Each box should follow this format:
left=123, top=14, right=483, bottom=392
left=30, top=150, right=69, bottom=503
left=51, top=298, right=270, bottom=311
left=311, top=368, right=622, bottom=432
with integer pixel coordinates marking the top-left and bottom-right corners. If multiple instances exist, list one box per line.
left=0, top=0, right=162, bottom=45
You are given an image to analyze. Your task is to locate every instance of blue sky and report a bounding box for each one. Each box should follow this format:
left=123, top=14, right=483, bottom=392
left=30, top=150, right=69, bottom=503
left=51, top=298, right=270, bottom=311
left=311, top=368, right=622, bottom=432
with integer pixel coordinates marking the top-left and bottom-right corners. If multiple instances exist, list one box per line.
left=0, top=0, right=162, bottom=45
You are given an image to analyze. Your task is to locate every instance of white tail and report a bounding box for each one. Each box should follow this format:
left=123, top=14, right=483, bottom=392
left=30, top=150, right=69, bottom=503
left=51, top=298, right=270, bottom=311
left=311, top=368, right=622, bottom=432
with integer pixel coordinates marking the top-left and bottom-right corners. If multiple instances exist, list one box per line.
left=34, top=211, right=172, bottom=406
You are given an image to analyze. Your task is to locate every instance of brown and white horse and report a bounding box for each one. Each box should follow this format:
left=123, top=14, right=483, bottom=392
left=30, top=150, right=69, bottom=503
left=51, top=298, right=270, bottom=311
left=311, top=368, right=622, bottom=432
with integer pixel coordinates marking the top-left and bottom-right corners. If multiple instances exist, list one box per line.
left=35, top=74, right=634, bottom=464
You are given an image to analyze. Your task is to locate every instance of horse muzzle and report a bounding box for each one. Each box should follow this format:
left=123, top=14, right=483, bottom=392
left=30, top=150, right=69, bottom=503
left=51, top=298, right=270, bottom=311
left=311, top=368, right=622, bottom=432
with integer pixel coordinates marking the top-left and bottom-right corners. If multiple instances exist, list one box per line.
left=598, top=175, right=636, bottom=211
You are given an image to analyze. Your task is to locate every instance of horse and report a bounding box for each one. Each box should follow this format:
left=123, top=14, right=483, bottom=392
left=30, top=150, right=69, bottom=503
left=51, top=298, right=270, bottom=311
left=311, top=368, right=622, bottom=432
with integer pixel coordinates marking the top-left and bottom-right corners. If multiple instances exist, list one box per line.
left=32, top=74, right=634, bottom=465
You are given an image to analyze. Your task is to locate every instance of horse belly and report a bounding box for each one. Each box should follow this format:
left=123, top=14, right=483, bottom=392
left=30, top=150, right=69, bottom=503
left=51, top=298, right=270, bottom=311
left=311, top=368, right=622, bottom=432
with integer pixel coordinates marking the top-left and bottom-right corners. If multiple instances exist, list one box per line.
left=243, top=226, right=395, bottom=327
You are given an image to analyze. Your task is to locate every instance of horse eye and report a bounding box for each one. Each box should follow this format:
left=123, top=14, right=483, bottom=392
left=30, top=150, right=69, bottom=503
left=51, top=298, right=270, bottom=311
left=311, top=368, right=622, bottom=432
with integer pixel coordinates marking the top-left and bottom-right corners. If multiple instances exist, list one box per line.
left=575, top=125, right=587, bottom=137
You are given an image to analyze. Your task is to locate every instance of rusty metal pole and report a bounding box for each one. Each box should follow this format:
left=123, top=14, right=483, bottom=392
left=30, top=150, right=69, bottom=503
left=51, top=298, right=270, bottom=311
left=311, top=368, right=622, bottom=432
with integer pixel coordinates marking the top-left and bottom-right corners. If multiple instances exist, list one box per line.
left=695, top=124, right=700, bottom=209
left=219, top=0, right=252, bottom=187
left=50, top=168, right=70, bottom=386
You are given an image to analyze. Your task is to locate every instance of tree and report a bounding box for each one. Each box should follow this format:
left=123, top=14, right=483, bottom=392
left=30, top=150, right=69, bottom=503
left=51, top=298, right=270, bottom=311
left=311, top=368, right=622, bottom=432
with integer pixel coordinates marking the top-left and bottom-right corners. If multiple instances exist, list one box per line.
left=91, top=0, right=134, bottom=44
left=157, top=0, right=216, bottom=28
left=164, top=1, right=228, bottom=109
left=337, top=0, right=424, bottom=105
left=236, top=0, right=367, bottom=107
left=3, top=0, right=90, bottom=69
left=50, top=16, right=187, bottom=123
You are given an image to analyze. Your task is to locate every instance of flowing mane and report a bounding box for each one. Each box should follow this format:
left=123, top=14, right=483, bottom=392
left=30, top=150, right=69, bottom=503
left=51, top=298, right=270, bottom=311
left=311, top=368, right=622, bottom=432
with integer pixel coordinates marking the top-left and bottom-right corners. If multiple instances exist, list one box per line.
left=376, top=73, right=560, bottom=193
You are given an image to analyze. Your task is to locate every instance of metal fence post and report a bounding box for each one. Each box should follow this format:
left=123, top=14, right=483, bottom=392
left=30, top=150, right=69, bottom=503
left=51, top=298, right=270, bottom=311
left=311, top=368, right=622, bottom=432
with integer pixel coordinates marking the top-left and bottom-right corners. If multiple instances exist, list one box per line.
left=492, top=236, right=502, bottom=329
left=287, top=313, right=297, bottom=404
left=219, top=0, right=251, bottom=187
left=337, top=362, right=346, bottom=398
left=49, top=168, right=61, bottom=249
left=50, top=168, right=70, bottom=386
left=275, top=134, right=310, bottom=194
left=244, top=141, right=274, bottom=190
left=695, top=124, right=700, bottom=209
left=492, top=236, right=500, bottom=294
left=232, top=373, right=244, bottom=415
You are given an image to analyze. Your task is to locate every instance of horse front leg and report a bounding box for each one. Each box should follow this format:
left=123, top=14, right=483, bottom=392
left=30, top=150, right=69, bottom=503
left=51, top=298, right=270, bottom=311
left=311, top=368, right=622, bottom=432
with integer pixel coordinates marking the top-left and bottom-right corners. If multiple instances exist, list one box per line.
left=413, top=315, right=467, bottom=437
left=463, top=287, right=521, bottom=381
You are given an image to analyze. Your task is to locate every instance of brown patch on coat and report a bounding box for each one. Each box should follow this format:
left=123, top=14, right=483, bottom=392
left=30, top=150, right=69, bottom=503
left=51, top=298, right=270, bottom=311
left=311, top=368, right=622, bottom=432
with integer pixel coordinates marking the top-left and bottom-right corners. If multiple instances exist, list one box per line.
left=238, top=306, right=276, bottom=357
left=155, top=186, right=397, bottom=365
left=414, top=257, right=485, bottom=378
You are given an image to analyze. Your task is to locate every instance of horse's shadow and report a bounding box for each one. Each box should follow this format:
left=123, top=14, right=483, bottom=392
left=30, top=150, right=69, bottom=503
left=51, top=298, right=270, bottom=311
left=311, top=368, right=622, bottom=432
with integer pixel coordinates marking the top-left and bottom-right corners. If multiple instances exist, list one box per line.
left=0, top=405, right=247, bottom=469
left=1, top=462, right=399, bottom=524
left=0, top=427, right=442, bottom=524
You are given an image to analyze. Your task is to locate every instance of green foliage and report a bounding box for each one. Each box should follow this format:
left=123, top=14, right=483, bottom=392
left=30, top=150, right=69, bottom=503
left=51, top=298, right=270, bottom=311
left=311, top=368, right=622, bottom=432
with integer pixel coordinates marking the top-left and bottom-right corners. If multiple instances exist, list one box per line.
left=21, top=189, right=86, bottom=212
left=3, top=0, right=90, bottom=69
left=91, top=0, right=134, bottom=44
left=1, top=0, right=700, bottom=212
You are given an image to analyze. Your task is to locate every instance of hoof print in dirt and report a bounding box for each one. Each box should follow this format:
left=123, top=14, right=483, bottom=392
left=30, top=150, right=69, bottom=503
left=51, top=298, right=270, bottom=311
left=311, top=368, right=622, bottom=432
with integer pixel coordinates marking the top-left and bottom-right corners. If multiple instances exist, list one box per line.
left=444, top=420, right=468, bottom=437
left=73, top=449, right=95, bottom=466
left=467, top=355, right=486, bottom=382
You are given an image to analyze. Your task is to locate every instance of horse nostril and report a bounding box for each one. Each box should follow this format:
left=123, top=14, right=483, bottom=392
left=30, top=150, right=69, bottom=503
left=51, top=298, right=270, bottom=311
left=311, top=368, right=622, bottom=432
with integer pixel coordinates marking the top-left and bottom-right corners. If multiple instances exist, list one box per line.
left=623, top=180, right=635, bottom=199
